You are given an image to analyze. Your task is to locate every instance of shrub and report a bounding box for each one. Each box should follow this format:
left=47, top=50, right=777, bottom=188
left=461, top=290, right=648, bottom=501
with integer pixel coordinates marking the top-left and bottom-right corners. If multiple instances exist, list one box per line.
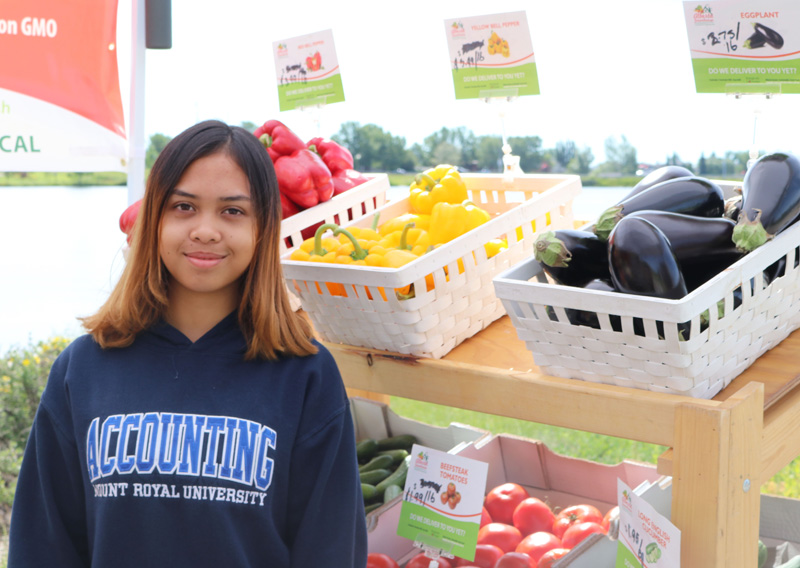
left=0, top=337, right=71, bottom=535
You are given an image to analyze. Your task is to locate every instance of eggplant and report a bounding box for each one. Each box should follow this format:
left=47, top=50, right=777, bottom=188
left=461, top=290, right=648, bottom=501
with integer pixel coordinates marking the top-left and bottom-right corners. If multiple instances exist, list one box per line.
left=556, top=278, right=620, bottom=330
left=724, top=194, right=742, bottom=221
left=626, top=211, right=744, bottom=291
left=743, top=28, right=768, bottom=49
left=555, top=276, right=694, bottom=340
left=754, top=22, right=784, bottom=49
left=533, top=229, right=611, bottom=287
left=608, top=216, right=688, bottom=300
left=594, top=176, right=725, bottom=241
left=732, top=152, right=800, bottom=252
left=618, top=165, right=694, bottom=203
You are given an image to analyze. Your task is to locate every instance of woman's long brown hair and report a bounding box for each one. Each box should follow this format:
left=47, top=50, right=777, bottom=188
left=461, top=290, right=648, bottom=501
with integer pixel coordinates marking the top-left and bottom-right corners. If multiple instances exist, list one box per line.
left=81, top=120, right=316, bottom=360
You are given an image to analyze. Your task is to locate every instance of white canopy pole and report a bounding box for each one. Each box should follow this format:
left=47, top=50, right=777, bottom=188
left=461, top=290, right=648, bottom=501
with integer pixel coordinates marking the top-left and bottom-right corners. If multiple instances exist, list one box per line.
left=127, top=0, right=147, bottom=204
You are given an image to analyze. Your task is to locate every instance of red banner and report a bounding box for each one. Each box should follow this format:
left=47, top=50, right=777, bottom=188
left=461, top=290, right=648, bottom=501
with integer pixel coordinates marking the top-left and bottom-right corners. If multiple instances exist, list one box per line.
left=0, top=0, right=126, bottom=171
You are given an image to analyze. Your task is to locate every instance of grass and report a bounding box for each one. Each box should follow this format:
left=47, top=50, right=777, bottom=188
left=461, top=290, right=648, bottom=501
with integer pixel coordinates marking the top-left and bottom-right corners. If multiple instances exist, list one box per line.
left=388, top=396, right=800, bottom=499
left=0, top=172, right=127, bottom=186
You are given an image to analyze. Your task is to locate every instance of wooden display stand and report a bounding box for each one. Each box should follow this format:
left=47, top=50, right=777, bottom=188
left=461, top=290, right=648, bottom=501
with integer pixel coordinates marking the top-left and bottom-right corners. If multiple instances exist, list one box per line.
left=327, top=314, right=800, bottom=568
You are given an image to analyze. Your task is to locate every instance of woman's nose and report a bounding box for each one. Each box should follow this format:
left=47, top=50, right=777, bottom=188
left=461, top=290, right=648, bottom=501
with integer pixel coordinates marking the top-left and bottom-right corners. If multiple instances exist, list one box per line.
left=189, top=215, right=221, bottom=243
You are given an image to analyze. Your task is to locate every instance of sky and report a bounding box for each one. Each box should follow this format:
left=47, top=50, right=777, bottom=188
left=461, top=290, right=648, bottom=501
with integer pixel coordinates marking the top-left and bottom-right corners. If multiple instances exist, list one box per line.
left=115, top=0, right=799, bottom=170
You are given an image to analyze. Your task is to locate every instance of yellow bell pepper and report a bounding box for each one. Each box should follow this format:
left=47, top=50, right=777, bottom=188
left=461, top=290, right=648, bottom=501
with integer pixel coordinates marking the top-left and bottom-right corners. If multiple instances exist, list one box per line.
left=515, top=212, right=553, bottom=241
left=483, top=238, right=508, bottom=258
left=289, top=223, right=341, bottom=262
left=378, top=212, right=430, bottom=236
left=428, top=200, right=491, bottom=245
left=409, top=164, right=468, bottom=214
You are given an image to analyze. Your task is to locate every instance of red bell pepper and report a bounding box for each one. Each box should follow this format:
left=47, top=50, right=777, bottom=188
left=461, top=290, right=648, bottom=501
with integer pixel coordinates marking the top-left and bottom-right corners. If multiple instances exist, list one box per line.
left=119, top=199, right=142, bottom=244
left=307, top=137, right=354, bottom=175
left=254, top=120, right=306, bottom=162
left=280, top=193, right=300, bottom=219
left=273, top=148, right=334, bottom=210
left=332, top=168, right=370, bottom=196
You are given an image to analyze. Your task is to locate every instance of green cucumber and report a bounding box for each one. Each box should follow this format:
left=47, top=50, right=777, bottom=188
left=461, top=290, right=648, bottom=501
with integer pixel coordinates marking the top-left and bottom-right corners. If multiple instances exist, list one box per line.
left=383, top=483, right=403, bottom=503
left=375, top=455, right=410, bottom=494
left=376, top=449, right=409, bottom=465
left=359, top=454, right=395, bottom=473
left=361, top=483, right=378, bottom=502
left=359, top=468, right=392, bottom=485
left=376, top=434, right=417, bottom=451
left=356, top=438, right=378, bottom=462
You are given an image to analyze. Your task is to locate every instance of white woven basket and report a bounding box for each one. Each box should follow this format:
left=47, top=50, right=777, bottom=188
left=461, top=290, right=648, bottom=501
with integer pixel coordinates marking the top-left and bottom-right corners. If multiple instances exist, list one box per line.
left=282, top=173, right=582, bottom=358
left=492, top=182, right=800, bottom=399
left=279, top=174, right=391, bottom=310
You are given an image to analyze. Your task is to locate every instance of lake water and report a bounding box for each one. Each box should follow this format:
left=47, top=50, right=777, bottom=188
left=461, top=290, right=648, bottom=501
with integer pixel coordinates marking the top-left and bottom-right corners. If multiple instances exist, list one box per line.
left=0, top=183, right=630, bottom=353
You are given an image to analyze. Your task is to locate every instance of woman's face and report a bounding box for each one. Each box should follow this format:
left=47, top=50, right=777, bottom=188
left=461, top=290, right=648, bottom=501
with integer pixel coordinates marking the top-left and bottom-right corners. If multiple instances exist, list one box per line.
left=158, top=151, right=256, bottom=309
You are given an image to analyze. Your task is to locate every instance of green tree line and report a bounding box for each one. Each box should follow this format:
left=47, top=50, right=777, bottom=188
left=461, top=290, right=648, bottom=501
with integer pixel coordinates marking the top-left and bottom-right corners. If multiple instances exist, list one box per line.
left=0, top=122, right=753, bottom=187
left=153, top=122, right=753, bottom=179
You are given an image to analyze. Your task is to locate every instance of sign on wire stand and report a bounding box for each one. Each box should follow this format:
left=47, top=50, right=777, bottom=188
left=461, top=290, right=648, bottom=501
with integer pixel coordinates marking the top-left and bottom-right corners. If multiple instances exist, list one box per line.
left=397, top=444, right=488, bottom=562
left=616, top=479, right=681, bottom=568
left=682, top=0, right=800, bottom=94
left=443, top=11, right=540, bottom=100
left=272, top=29, right=345, bottom=111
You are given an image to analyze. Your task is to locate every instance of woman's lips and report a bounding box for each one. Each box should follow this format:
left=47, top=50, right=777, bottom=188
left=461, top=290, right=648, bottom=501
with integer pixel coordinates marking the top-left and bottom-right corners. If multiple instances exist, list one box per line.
left=185, top=251, right=225, bottom=268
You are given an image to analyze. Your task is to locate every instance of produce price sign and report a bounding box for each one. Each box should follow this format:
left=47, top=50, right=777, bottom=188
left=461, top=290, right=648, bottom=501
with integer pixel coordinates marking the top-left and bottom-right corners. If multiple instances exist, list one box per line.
left=271, top=29, right=345, bottom=111
left=682, top=1, right=800, bottom=94
left=616, top=480, right=680, bottom=568
left=443, top=11, right=540, bottom=100
left=397, top=445, right=488, bottom=561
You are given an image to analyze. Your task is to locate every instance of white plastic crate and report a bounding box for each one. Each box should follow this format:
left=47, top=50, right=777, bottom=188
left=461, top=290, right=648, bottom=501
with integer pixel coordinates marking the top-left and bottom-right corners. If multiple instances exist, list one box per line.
left=492, top=182, right=800, bottom=399
left=282, top=173, right=582, bottom=358
left=279, top=173, right=390, bottom=310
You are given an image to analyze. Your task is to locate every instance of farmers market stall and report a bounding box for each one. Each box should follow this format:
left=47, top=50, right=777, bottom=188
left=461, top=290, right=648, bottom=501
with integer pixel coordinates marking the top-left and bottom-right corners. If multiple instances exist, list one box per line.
left=327, top=311, right=800, bottom=568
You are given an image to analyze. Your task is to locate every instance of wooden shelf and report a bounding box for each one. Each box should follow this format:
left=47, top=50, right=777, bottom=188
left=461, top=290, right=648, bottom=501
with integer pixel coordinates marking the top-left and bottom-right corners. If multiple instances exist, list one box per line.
left=323, top=314, right=800, bottom=568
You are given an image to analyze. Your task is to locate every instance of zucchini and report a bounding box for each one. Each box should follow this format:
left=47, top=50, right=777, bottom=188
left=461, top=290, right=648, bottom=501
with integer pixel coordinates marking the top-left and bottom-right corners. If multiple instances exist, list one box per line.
left=376, top=434, right=417, bottom=451
left=361, top=483, right=378, bottom=502
left=359, top=454, right=395, bottom=473
left=356, top=438, right=378, bottom=462
left=359, top=468, right=392, bottom=485
left=376, top=449, right=409, bottom=465
left=383, top=484, right=403, bottom=503
left=375, top=455, right=410, bottom=494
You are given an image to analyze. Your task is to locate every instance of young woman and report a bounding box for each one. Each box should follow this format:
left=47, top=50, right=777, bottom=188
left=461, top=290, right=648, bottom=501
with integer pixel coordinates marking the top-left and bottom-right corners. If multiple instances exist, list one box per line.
left=7, top=120, right=368, bottom=567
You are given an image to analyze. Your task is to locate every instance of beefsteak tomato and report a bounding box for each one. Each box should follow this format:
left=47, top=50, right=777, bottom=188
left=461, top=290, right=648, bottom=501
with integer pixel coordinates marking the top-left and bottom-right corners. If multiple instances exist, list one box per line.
left=561, top=521, right=606, bottom=549
left=515, top=531, right=562, bottom=564
left=405, top=554, right=452, bottom=568
left=493, top=552, right=535, bottom=568
left=537, top=548, right=570, bottom=568
left=512, top=497, right=555, bottom=537
left=476, top=522, right=523, bottom=553
left=366, top=552, right=399, bottom=568
left=454, top=543, right=503, bottom=567
left=602, top=505, right=619, bottom=532
left=484, top=483, right=530, bottom=525
left=480, top=506, right=492, bottom=528
left=552, top=504, right=603, bottom=539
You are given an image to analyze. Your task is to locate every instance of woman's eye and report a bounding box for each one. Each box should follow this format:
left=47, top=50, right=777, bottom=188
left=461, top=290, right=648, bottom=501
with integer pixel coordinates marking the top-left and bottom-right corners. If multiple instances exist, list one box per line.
left=174, top=202, right=193, bottom=211
left=224, top=207, right=245, bottom=215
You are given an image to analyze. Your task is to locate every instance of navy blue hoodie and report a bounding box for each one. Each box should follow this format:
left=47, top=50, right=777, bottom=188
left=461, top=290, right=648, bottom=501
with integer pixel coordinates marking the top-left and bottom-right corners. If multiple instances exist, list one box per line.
left=8, top=312, right=367, bottom=567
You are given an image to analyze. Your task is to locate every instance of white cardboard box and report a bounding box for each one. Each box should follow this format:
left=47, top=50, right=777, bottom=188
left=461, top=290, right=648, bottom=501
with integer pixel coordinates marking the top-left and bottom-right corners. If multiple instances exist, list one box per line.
left=365, top=431, right=664, bottom=566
